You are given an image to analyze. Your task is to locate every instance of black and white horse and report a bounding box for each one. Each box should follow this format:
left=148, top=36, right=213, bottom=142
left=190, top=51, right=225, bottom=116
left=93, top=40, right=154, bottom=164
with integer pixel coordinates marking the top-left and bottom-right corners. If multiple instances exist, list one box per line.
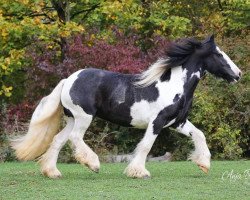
left=12, top=35, right=242, bottom=179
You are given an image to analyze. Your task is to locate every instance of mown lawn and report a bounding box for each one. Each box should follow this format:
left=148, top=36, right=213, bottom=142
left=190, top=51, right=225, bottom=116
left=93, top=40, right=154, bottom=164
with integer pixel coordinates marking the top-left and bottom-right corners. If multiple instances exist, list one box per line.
left=0, top=161, right=249, bottom=200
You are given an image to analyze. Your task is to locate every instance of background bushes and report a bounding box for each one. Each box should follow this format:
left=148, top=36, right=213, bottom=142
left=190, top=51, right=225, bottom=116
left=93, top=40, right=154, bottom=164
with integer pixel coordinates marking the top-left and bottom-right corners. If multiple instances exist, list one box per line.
left=0, top=0, right=249, bottom=162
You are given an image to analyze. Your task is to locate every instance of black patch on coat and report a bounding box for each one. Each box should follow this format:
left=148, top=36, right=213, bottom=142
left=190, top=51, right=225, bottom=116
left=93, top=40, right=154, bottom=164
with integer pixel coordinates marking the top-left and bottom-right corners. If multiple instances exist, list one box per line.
left=152, top=95, right=187, bottom=135
left=173, top=93, right=181, bottom=102
left=64, top=107, right=73, bottom=117
left=160, top=70, right=171, bottom=82
left=133, top=83, right=159, bottom=102
left=69, top=69, right=103, bottom=115
left=152, top=104, right=177, bottom=135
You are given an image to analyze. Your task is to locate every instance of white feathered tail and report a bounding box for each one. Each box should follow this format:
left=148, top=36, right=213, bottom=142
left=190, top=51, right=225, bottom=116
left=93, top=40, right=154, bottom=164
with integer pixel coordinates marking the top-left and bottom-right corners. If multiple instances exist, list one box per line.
left=11, top=79, right=66, bottom=161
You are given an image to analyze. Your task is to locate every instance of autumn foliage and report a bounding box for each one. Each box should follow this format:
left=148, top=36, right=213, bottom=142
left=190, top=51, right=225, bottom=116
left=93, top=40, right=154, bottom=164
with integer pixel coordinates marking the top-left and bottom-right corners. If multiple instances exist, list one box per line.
left=0, top=0, right=249, bottom=161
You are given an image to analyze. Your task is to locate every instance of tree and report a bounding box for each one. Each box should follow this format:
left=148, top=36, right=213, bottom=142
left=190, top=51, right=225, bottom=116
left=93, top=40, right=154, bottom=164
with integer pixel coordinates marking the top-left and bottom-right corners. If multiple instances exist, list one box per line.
left=0, top=0, right=101, bottom=97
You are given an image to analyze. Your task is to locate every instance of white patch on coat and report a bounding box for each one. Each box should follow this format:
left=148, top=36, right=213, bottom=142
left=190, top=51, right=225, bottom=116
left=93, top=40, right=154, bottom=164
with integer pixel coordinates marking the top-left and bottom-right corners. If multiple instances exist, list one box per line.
left=216, top=46, right=241, bottom=76
left=130, top=66, right=187, bottom=129
left=163, top=118, right=176, bottom=128
left=191, top=71, right=201, bottom=79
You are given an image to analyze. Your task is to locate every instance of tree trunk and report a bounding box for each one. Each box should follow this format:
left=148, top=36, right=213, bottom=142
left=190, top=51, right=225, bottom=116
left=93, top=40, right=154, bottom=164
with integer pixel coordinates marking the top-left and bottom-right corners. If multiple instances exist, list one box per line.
left=51, top=0, right=70, bottom=61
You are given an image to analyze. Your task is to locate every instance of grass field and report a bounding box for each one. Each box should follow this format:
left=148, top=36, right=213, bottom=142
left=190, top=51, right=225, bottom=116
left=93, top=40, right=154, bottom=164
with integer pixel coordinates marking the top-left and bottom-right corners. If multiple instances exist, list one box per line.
left=0, top=161, right=249, bottom=200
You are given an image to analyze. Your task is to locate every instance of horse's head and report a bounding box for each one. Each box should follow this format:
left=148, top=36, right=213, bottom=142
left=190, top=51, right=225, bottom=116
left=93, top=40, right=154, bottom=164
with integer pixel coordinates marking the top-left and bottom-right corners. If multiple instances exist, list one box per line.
left=198, top=35, right=242, bottom=83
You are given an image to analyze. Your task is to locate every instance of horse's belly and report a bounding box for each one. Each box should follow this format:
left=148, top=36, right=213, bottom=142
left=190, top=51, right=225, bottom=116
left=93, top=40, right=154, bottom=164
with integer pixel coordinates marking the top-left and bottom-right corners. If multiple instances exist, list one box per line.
left=96, top=103, right=133, bottom=128
left=97, top=100, right=153, bottom=129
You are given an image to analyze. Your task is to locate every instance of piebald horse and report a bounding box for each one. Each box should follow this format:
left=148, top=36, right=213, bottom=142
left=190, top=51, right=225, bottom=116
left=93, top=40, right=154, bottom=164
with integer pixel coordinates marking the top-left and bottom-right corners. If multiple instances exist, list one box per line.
left=11, top=35, right=242, bottom=178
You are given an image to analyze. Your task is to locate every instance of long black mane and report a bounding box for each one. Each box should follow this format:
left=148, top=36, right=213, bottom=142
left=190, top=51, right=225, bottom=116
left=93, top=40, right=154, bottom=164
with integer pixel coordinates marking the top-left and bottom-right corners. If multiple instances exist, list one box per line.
left=136, top=38, right=202, bottom=86
left=165, top=38, right=202, bottom=68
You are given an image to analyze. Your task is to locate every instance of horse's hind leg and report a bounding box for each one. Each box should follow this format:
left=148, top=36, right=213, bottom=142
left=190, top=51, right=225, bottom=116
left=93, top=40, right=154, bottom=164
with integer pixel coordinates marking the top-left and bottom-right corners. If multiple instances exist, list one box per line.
left=69, top=114, right=100, bottom=172
left=39, top=117, right=74, bottom=178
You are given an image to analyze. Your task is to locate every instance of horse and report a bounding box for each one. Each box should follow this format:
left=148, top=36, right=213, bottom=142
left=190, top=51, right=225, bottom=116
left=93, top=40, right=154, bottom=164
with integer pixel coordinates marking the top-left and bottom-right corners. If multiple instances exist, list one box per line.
left=11, top=35, right=242, bottom=179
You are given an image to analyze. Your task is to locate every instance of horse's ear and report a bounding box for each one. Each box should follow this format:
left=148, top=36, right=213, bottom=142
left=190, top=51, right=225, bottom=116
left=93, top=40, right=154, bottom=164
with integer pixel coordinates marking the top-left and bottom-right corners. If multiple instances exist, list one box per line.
left=197, top=35, right=216, bottom=56
left=208, top=34, right=215, bottom=42
left=203, top=34, right=215, bottom=44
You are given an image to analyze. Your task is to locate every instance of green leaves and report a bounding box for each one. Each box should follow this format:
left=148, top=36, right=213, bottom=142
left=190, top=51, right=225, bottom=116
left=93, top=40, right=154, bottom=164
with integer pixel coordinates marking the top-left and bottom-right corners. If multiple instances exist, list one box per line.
left=0, top=0, right=86, bottom=96
left=221, top=0, right=250, bottom=32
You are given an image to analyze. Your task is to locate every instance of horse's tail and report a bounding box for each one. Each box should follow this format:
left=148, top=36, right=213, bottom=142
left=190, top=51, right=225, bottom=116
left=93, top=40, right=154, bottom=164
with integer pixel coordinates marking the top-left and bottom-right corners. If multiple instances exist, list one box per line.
left=11, top=79, right=66, bottom=161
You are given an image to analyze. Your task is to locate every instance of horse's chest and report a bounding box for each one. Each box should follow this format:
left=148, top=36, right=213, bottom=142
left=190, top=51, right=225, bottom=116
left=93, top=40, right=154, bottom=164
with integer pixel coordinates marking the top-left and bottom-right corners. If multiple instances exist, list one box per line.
left=130, top=81, right=185, bottom=129
left=129, top=100, right=163, bottom=128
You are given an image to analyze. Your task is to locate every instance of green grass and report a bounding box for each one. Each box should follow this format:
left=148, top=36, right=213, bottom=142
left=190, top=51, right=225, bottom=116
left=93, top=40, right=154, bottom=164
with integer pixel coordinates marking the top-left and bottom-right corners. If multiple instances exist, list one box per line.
left=0, top=161, right=249, bottom=200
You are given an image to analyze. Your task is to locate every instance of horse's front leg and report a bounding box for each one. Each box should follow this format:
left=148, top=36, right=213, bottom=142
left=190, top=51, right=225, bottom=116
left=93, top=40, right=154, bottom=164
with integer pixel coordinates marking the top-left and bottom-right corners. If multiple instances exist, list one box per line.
left=125, top=116, right=165, bottom=178
left=124, top=122, right=157, bottom=178
left=176, top=120, right=211, bottom=173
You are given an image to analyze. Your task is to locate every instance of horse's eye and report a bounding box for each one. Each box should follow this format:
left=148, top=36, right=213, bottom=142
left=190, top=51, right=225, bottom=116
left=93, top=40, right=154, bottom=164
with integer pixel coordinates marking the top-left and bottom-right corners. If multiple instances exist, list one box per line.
left=216, top=53, right=223, bottom=57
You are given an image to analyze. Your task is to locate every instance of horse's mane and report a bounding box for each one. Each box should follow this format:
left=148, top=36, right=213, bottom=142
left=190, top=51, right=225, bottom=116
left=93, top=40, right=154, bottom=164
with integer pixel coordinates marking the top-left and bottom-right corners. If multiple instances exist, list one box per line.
left=135, top=38, right=201, bottom=87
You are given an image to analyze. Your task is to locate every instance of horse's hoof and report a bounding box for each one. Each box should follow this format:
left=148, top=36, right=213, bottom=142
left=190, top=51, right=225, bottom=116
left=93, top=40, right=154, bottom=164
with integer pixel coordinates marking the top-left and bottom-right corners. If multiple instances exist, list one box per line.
left=42, top=169, right=62, bottom=179
left=143, top=175, right=151, bottom=179
left=85, top=163, right=100, bottom=173
left=92, top=167, right=100, bottom=173
left=50, top=174, right=62, bottom=179
left=124, top=165, right=151, bottom=179
left=198, top=165, right=209, bottom=174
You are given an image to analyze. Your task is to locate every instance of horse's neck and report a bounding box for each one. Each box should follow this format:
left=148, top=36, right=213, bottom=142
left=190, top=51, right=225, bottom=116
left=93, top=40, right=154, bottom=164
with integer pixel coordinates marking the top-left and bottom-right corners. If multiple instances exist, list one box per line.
left=182, top=62, right=203, bottom=95
left=159, top=64, right=202, bottom=96
left=161, top=64, right=201, bottom=82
